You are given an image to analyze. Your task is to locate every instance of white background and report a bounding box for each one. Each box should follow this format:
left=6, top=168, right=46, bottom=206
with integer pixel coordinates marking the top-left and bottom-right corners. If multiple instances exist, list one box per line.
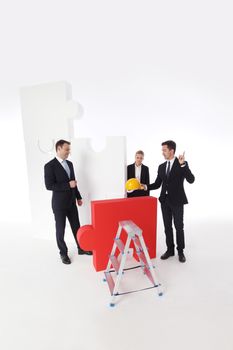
left=0, top=2, right=233, bottom=350
left=0, top=0, right=233, bottom=224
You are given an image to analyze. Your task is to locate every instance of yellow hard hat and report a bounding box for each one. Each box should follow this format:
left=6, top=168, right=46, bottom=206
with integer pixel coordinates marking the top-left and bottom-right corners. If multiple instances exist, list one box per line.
left=125, top=178, right=141, bottom=192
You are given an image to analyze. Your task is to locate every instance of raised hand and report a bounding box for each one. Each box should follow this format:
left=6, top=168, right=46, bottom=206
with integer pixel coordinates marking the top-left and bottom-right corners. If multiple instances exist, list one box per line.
left=178, top=151, right=185, bottom=165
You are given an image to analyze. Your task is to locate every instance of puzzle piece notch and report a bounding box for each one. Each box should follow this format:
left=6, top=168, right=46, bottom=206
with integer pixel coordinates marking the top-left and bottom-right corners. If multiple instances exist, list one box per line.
left=77, top=196, right=157, bottom=272
left=20, top=81, right=127, bottom=239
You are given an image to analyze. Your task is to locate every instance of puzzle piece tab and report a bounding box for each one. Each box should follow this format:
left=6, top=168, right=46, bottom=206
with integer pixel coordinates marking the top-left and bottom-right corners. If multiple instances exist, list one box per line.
left=20, top=81, right=127, bottom=238
left=77, top=196, right=157, bottom=271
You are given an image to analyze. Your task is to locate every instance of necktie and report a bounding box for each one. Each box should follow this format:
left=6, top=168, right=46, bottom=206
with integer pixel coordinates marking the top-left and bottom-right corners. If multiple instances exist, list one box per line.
left=166, top=161, right=171, bottom=178
left=62, top=160, right=71, bottom=178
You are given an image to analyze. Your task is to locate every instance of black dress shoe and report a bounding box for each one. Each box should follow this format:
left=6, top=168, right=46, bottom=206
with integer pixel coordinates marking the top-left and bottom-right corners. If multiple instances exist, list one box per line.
left=60, top=254, right=71, bottom=264
left=178, top=253, right=186, bottom=263
left=160, top=251, right=175, bottom=260
left=78, top=249, right=93, bottom=256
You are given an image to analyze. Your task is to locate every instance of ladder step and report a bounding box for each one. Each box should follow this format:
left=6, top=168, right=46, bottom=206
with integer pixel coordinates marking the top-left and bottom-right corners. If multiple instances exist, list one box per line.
left=136, top=250, right=148, bottom=267
left=104, top=221, right=162, bottom=304
left=104, top=271, right=115, bottom=295
left=115, top=238, right=125, bottom=253
left=133, top=236, right=143, bottom=250
left=133, top=236, right=149, bottom=252
left=109, top=255, right=120, bottom=273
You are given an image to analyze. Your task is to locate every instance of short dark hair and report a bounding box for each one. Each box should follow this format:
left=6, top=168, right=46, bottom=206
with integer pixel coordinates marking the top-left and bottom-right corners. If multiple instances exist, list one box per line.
left=55, top=139, right=71, bottom=151
left=161, top=140, right=176, bottom=153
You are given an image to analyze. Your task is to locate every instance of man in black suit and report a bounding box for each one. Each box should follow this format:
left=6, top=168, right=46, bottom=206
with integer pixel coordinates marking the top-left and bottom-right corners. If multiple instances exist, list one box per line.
left=127, top=150, right=150, bottom=197
left=141, top=140, right=195, bottom=263
left=44, top=139, right=92, bottom=264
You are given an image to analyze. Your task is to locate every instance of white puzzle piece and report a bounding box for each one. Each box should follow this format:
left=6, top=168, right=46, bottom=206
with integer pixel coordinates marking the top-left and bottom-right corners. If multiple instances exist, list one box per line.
left=71, top=136, right=126, bottom=224
left=20, top=81, right=126, bottom=238
left=20, top=81, right=82, bottom=238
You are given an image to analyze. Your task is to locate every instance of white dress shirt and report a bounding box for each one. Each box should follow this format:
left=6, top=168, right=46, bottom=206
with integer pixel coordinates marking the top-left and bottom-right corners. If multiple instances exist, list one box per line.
left=56, top=156, right=70, bottom=178
left=166, top=156, right=176, bottom=173
left=135, top=163, right=142, bottom=181
left=56, top=156, right=64, bottom=164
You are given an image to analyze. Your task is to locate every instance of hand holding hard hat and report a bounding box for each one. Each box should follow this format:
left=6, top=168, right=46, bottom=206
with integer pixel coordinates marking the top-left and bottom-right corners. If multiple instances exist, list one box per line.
left=125, top=178, right=144, bottom=193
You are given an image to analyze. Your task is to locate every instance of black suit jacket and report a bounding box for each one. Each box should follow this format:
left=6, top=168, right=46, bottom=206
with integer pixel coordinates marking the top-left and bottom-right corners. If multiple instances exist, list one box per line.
left=148, top=157, right=195, bottom=206
left=127, top=163, right=150, bottom=197
left=44, top=158, right=82, bottom=212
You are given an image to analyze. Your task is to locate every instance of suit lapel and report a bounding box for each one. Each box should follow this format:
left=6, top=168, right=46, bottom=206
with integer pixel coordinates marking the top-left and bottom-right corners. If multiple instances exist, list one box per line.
left=141, top=164, right=145, bottom=182
left=168, top=157, right=179, bottom=179
left=54, top=158, right=70, bottom=179
left=133, top=164, right=136, bottom=178
left=162, top=162, right=167, bottom=178
left=67, top=160, right=73, bottom=179
left=162, top=158, right=178, bottom=180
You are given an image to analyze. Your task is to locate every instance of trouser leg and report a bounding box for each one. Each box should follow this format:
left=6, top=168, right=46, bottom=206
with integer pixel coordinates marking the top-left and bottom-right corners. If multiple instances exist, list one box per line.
left=161, top=201, right=175, bottom=252
left=172, top=205, right=185, bottom=253
left=66, top=204, right=81, bottom=249
left=54, top=210, right=68, bottom=255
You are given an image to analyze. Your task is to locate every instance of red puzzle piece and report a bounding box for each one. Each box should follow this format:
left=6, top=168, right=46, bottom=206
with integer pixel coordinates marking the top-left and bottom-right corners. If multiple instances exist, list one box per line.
left=77, top=196, right=157, bottom=271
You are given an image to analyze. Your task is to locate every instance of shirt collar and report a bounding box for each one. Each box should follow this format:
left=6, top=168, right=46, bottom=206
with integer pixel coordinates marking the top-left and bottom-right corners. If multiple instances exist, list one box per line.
left=56, top=156, right=65, bottom=164
left=167, top=157, right=176, bottom=166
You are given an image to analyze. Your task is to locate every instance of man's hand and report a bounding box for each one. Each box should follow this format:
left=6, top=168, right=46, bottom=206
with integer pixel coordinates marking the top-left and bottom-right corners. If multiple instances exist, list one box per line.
left=69, top=180, right=77, bottom=188
left=140, top=184, right=147, bottom=191
left=77, top=200, right=83, bottom=206
left=178, top=152, right=185, bottom=165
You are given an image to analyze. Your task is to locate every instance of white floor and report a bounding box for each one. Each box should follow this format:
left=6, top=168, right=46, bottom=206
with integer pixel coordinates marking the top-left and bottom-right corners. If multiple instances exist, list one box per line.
left=0, top=219, right=233, bottom=350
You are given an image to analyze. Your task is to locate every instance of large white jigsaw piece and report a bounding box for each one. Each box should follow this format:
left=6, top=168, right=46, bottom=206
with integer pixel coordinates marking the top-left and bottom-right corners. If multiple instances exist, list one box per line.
left=19, top=81, right=126, bottom=237
left=72, top=136, right=126, bottom=224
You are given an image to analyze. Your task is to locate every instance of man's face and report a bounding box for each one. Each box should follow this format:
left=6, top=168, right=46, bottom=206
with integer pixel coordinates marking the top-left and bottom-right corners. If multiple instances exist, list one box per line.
left=57, top=143, right=71, bottom=160
left=135, top=153, right=144, bottom=166
left=162, top=145, right=174, bottom=160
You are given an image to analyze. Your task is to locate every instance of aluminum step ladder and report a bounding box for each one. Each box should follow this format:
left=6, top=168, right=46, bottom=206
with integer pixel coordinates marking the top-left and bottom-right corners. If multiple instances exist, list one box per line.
left=103, top=220, right=163, bottom=307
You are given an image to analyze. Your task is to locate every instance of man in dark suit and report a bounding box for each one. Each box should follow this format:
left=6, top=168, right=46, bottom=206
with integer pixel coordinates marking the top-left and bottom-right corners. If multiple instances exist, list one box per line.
left=44, top=139, right=92, bottom=264
left=141, top=140, right=195, bottom=263
left=127, top=150, right=150, bottom=197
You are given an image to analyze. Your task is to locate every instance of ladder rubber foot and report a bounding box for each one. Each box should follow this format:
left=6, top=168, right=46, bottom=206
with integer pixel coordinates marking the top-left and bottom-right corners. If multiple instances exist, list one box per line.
left=109, top=303, right=115, bottom=307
